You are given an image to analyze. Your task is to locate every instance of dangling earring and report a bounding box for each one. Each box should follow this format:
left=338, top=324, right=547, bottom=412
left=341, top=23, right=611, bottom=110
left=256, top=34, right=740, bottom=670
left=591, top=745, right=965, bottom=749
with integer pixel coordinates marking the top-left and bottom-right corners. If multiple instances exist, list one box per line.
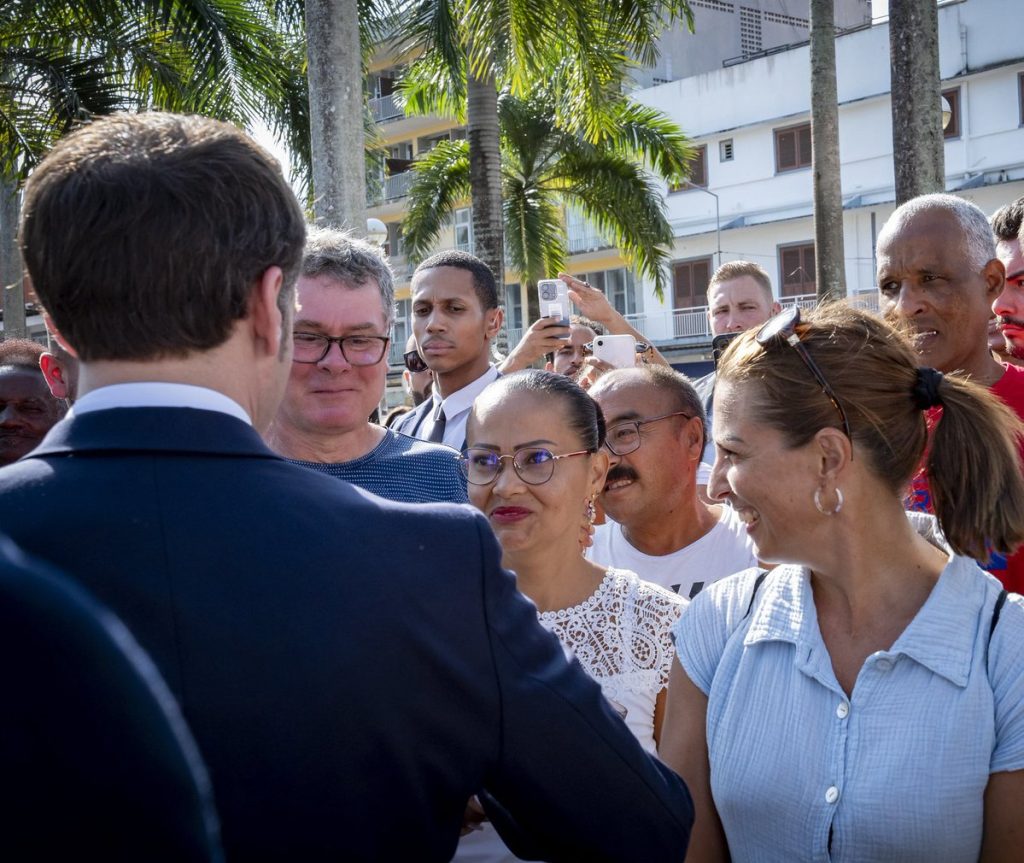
left=813, top=486, right=844, bottom=516
left=585, top=497, right=597, bottom=525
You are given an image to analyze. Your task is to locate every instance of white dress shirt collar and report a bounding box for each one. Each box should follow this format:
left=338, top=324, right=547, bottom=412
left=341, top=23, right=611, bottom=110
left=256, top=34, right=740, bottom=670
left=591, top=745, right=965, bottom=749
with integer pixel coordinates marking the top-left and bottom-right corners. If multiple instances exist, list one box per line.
left=426, top=365, right=499, bottom=450
left=69, top=382, right=252, bottom=426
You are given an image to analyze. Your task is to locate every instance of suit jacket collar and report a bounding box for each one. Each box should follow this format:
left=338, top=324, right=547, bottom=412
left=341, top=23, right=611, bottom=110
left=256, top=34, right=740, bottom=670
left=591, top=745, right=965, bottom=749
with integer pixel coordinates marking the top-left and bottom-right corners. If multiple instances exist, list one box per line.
left=30, top=407, right=283, bottom=461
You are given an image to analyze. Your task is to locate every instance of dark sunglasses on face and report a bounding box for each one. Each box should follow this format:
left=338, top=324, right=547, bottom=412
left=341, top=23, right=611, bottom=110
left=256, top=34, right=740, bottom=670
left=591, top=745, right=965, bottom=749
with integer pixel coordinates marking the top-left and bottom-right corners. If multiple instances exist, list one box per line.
left=403, top=348, right=429, bottom=374
left=755, top=306, right=853, bottom=444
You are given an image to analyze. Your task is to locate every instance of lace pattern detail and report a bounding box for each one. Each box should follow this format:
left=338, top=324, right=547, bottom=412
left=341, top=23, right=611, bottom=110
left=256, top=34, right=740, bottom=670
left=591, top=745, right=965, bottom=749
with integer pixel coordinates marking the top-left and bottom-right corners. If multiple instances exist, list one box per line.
left=537, top=569, right=685, bottom=703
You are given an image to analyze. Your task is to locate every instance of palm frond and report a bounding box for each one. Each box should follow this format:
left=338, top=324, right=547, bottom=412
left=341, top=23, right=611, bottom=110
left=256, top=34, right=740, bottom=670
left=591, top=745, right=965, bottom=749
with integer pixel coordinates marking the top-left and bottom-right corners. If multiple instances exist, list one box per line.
left=402, top=138, right=471, bottom=260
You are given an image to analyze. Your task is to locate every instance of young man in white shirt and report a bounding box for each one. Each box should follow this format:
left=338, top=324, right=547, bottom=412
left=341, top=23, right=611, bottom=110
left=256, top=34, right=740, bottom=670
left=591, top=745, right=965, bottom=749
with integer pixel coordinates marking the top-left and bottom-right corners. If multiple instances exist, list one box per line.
left=587, top=366, right=756, bottom=599
left=392, top=251, right=503, bottom=451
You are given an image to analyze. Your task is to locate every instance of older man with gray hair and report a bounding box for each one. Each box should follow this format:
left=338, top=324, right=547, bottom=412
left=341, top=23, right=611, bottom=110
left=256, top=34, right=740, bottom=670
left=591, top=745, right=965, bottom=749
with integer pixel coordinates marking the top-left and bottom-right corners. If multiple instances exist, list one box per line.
left=265, top=227, right=466, bottom=503
left=877, top=192, right=1024, bottom=592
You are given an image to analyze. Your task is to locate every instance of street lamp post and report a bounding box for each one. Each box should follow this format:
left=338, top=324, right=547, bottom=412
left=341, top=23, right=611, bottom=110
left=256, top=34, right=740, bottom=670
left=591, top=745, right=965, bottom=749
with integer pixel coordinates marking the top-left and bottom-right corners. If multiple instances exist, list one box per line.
left=684, top=182, right=721, bottom=269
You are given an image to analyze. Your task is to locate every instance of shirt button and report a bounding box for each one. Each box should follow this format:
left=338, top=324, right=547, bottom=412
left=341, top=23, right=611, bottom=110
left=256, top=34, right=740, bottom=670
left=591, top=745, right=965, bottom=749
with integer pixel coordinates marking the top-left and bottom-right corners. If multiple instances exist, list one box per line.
left=836, top=702, right=849, bottom=719
left=876, top=658, right=893, bottom=672
left=825, top=786, right=840, bottom=804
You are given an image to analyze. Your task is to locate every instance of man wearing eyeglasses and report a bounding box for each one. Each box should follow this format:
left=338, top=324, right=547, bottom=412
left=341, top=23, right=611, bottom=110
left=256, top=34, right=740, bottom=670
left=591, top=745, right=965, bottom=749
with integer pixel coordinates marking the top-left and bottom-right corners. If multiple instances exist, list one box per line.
left=586, top=366, right=756, bottom=599
left=265, top=229, right=466, bottom=505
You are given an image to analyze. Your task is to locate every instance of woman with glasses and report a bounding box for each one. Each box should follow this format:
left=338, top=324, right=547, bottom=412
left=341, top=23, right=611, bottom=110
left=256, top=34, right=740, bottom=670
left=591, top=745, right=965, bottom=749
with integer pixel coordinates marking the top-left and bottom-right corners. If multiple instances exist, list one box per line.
left=455, top=370, right=685, bottom=862
left=661, top=304, right=1024, bottom=862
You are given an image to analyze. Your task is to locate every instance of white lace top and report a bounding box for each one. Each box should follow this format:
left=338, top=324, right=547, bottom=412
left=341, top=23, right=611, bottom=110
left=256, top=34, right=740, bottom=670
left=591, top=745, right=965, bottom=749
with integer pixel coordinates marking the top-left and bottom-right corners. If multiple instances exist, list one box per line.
left=537, top=568, right=686, bottom=754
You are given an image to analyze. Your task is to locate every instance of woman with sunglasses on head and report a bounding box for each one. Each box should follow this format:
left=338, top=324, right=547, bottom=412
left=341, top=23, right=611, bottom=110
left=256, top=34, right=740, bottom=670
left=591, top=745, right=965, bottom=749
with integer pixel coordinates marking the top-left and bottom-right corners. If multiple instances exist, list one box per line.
left=455, top=370, right=685, bottom=863
left=660, top=303, right=1024, bottom=863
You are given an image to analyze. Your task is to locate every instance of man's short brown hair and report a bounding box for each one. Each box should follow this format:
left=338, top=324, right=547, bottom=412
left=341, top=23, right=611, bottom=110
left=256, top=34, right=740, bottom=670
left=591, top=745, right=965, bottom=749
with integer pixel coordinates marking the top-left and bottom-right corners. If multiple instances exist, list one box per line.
left=706, top=260, right=773, bottom=305
left=991, top=196, right=1024, bottom=243
left=19, top=112, right=306, bottom=362
left=0, top=338, right=44, bottom=370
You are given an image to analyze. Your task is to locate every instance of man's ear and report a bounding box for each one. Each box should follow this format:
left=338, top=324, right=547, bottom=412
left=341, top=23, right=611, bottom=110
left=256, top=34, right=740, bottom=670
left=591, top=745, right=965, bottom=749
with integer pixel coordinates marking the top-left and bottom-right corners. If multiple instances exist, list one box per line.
left=983, top=258, right=1006, bottom=301
left=484, top=306, right=504, bottom=341
left=771, top=301, right=782, bottom=315
left=682, top=415, right=704, bottom=460
left=43, top=314, right=78, bottom=359
left=39, top=353, right=68, bottom=399
left=250, top=266, right=286, bottom=358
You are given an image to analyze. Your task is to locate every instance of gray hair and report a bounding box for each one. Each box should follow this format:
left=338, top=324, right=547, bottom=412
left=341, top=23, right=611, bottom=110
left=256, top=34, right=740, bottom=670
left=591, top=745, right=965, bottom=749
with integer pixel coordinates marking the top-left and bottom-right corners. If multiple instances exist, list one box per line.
left=302, top=226, right=396, bottom=326
left=879, top=193, right=997, bottom=271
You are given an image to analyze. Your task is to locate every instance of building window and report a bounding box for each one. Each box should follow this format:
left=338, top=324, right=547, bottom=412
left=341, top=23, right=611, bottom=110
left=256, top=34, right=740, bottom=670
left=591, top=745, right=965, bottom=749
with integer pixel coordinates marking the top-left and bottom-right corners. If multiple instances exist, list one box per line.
left=942, top=87, right=961, bottom=139
left=774, top=122, right=811, bottom=173
left=670, top=145, right=707, bottom=191
left=671, top=257, right=714, bottom=309
left=778, top=242, right=816, bottom=297
left=578, top=268, right=637, bottom=316
left=719, top=139, right=734, bottom=162
left=504, top=283, right=523, bottom=331
left=384, top=222, right=403, bottom=258
left=392, top=299, right=411, bottom=352
left=454, top=207, right=473, bottom=253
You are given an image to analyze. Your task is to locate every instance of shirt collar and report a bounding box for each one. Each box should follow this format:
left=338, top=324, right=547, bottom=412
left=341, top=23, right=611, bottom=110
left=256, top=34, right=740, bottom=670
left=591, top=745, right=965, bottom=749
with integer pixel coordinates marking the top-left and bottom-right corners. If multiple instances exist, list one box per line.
left=69, top=382, right=252, bottom=426
left=743, top=516, right=988, bottom=688
left=432, top=365, right=499, bottom=420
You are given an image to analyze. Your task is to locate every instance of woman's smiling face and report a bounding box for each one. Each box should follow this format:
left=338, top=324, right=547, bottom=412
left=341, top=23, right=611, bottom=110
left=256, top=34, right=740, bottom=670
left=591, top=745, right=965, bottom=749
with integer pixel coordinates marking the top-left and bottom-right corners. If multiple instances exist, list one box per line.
left=466, top=389, right=605, bottom=557
left=708, top=379, right=821, bottom=564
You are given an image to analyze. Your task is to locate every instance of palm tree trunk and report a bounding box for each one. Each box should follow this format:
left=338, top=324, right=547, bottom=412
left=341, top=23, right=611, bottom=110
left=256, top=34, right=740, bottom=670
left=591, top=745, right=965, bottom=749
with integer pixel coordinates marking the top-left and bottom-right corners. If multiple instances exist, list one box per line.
left=304, top=0, right=367, bottom=231
left=0, top=178, right=26, bottom=340
left=889, top=0, right=944, bottom=205
left=466, top=67, right=505, bottom=349
left=810, top=0, right=845, bottom=302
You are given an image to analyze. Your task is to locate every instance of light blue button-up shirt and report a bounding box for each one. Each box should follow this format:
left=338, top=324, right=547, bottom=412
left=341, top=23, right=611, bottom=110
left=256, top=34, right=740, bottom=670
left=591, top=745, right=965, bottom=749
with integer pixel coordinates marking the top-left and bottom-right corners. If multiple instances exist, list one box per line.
left=674, top=544, right=1024, bottom=862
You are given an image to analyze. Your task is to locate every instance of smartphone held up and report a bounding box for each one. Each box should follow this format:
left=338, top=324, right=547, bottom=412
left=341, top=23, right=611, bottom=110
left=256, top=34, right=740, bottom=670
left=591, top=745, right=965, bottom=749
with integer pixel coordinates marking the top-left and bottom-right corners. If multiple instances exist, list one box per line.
left=537, top=278, right=571, bottom=326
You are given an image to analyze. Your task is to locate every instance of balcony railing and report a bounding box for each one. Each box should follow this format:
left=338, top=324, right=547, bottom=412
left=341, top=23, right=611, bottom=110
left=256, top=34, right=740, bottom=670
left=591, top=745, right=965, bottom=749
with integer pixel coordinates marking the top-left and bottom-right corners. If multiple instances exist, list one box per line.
left=384, top=291, right=884, bottom=370
left=384, top=171, right=414, bottom=201
left=369, top=93, right=404, bottom=123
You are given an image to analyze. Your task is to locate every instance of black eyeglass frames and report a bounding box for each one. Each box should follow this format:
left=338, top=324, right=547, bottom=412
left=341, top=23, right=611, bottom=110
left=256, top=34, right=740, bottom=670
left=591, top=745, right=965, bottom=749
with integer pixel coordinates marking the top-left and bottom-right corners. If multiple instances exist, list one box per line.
left=293, top=333, right=390, bottom=366
left=754, top=306, right=852, bottom=442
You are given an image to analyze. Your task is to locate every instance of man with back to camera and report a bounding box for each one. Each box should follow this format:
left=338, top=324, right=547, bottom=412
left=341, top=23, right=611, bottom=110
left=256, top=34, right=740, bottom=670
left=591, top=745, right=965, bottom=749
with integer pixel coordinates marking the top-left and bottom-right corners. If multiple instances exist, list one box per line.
left=586, top=365, right=756, bottom=599
left=877, top=192, right=1024, bottom=593
left=391, top=250, right=503, bottom=450
left=991, top=196, right=1024, bottom=366
left=0, top=111, right=693, bottom=862
left=264, top=227, right=466, bottom=504
left=0, top=338, right=67, bottom=466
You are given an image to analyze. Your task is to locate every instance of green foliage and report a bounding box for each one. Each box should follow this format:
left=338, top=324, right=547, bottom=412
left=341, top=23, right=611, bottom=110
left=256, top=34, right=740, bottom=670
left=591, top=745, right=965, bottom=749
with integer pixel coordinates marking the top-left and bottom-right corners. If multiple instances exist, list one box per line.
left=0, top=0, right=291, bottom=181
left=402, top=90, right=693, bottom=301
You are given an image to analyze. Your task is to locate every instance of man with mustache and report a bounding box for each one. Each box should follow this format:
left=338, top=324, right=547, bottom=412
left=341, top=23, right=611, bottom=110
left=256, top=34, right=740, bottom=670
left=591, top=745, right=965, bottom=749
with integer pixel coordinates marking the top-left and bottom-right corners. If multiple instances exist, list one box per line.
left=392, top=251, right=503, bottom=451
left=586, top=366, right=756, bottom=599
left=991, top=196, right=1024, bottom=366
left=877, top=193, right=1024, bottom=592
left=0, top=339, right=66, bottom=466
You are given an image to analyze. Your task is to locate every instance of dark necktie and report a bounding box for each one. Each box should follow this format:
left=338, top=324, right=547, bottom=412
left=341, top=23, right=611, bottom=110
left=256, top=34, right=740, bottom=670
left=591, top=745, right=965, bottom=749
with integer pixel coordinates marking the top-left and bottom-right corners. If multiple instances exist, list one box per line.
left=427, top=405, right=447, bottom=444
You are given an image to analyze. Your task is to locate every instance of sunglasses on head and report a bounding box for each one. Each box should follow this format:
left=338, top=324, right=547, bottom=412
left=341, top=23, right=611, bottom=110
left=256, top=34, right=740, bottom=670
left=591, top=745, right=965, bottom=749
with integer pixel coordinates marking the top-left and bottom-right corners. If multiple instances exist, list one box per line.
left=755, top=306, right=853, bottom=444
left=403, top=349, right=429, bottom=374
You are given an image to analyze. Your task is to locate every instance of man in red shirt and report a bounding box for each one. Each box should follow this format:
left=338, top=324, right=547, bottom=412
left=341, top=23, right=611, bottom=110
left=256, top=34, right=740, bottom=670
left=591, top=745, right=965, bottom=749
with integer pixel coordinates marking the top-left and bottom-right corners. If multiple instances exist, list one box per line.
left=877, top=193, right=1024, bottom=593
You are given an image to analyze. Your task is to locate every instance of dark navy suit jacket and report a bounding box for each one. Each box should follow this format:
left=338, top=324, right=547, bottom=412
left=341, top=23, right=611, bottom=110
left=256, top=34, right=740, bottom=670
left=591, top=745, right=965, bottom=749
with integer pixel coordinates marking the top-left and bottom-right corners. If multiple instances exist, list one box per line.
left=0, top=534, right=222, bottom=861
left=0, top=407, right=692, bottom=861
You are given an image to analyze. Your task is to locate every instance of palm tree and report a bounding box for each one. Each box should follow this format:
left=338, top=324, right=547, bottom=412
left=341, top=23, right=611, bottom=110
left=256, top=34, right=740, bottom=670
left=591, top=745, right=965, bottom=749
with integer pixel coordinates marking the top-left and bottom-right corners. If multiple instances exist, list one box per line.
left=402, top=90, right=692, bottom=309
left=0, top=0, right=292, bottom=336
left=385, top=0, right=694, bottom=307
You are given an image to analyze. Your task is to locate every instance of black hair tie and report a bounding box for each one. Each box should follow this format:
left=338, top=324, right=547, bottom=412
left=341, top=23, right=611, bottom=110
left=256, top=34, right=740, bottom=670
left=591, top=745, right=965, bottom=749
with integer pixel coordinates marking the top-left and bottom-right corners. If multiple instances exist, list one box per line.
left=913, top=367, right=944, bottom=409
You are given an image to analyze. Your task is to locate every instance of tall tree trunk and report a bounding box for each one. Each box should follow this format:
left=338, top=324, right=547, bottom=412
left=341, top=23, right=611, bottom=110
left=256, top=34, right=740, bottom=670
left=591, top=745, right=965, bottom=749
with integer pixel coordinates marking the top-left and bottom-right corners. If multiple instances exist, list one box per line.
left=466, top=68, right=506, bottom=354
left=305, top=0, right=367, bottom=231
left=0, top=179, right=26, bottom=340
left=889, top=0, right=944, bottom=205
left=810, top=0, right=846, bottom=302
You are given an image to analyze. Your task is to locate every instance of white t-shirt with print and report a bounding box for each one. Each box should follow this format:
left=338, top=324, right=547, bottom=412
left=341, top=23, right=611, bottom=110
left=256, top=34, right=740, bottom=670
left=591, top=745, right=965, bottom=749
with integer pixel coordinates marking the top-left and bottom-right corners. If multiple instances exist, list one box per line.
left=586, top=505, right=757, bottom=599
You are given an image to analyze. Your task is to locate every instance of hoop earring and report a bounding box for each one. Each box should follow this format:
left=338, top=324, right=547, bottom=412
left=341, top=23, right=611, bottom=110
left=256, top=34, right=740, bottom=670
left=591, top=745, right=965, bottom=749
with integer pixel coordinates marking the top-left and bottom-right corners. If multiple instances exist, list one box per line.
left=813, top=487, right=843, bottom=516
